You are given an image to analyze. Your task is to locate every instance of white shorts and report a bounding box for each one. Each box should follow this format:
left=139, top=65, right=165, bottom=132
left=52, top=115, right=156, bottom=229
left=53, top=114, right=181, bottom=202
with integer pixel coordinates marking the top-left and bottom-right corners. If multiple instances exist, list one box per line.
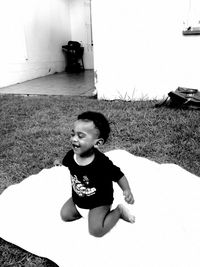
left=75, top=204, right=113, bottom=219
left=75, top=205, right=89, bottom=219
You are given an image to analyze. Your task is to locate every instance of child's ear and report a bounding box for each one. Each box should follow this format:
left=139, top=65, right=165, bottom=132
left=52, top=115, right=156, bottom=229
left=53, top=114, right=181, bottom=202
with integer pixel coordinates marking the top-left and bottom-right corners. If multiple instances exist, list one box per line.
left=94, top=138, right=104, bottom=148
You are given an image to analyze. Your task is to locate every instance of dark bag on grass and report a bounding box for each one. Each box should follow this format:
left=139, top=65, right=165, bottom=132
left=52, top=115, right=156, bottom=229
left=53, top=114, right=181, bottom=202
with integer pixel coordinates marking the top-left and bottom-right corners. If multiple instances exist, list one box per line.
left=155, top=87, right=200, bottom=109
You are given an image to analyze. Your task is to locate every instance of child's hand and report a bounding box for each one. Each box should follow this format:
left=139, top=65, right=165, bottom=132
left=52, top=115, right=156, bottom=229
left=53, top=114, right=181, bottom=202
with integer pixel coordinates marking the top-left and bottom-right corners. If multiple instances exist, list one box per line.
left=123, top=190, right=134, bottom=204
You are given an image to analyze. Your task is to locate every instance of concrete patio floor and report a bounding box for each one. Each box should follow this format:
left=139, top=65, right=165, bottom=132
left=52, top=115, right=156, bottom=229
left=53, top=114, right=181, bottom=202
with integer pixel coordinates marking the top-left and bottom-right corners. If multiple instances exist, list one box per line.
left=0, top=70, right=95, bottom=96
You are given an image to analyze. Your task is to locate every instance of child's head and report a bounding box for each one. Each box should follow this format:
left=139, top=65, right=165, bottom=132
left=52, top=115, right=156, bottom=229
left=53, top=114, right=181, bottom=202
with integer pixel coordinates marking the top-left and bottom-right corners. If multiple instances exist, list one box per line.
left=77, top=111, right=110, bottom=143
left=70, top=111, right=110, bottom=157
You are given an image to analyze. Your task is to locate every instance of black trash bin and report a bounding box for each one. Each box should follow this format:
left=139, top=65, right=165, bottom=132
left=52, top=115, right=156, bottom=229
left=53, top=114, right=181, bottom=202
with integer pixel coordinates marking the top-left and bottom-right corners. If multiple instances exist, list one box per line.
left=62, top=41, right=84, bottom=73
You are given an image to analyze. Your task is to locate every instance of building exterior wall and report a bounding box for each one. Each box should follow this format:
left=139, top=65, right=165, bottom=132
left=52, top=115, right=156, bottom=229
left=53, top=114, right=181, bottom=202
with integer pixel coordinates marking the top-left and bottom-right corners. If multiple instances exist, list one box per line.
left=92, top=0, right=200, bottom=100
left=0, top=0, right=70, bottom=88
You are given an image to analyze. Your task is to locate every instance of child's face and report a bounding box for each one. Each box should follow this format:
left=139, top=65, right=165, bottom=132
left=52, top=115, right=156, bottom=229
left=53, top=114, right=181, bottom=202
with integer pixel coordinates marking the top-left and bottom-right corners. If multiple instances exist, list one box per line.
left=70, top=120, right=103, bottom=157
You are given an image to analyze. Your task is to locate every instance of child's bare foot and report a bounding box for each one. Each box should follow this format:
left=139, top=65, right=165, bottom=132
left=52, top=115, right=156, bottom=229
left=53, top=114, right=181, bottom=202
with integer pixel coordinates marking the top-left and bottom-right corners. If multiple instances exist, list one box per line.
left=118, top=204, right=135, bottom=223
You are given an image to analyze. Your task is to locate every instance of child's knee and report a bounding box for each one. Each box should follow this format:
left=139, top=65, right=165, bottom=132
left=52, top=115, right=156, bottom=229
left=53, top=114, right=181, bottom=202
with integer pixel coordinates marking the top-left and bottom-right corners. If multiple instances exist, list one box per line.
left=60, top=208, right=69, bottom=221
left=89, top=225, right=105, bottom=238
left=60, top=205, right=72, bottom=221
left=60, top=206, right=82, bottom=222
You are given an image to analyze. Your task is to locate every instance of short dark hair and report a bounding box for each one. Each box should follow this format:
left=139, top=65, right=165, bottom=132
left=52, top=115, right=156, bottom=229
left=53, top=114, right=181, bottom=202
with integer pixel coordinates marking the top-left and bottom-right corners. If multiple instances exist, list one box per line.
left=77, top=111, right=110, bottom=143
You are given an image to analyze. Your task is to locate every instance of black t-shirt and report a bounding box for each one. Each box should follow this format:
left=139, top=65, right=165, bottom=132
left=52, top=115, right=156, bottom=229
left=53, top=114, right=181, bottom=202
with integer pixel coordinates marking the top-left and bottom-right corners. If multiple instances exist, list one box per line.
left=62, top=149, right=124, bottom=209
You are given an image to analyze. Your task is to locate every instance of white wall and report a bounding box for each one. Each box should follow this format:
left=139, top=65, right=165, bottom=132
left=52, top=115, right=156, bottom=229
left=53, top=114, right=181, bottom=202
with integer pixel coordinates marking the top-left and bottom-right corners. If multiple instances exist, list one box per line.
left=0, top=0, right=70, bottom=88
left=92, top=0, right=200, bottom=100
left=69, top=0, right=94, bottom=69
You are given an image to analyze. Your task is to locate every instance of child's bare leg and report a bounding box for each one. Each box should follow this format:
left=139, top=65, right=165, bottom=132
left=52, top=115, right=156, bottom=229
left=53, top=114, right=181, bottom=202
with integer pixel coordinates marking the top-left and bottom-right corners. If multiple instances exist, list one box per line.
left=60, top=197, right=82, bottom=222
left=88, top=204, right=135, bottom=238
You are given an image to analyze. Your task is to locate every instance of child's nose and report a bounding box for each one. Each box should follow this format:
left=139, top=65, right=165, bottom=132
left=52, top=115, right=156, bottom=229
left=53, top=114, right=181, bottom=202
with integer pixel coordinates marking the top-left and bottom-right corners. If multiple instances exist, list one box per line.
left=71, top=135, right=78, bottom=142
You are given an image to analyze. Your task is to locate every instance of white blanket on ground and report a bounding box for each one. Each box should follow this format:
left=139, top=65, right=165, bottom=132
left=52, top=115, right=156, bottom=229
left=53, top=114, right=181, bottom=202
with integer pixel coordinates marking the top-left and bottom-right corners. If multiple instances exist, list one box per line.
left=0, top=150, right=200, bottom=267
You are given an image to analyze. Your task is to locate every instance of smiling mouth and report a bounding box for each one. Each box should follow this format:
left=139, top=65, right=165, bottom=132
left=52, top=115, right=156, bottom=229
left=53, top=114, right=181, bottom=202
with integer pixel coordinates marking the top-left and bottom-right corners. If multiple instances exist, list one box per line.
left=72, top=144, right=80, bottom=149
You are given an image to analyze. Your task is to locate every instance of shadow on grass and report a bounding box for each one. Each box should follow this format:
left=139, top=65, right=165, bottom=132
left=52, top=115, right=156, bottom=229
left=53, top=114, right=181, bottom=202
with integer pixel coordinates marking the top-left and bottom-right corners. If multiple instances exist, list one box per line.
left=0, top=237, right=58, bottom=267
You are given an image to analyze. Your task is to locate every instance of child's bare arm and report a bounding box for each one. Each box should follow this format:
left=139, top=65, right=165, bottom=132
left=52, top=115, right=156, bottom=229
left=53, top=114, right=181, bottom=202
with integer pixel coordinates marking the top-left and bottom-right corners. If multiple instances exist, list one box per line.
left=117, top=176, right=134, bottom=204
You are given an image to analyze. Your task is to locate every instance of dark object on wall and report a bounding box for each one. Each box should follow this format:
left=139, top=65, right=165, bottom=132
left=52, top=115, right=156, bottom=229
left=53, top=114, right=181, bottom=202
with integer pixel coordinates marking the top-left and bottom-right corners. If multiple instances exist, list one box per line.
left=183, top=27, right=200, bottom=35
left=155, top=87, right=200, bottom=109
left=62, top=41, right=84, bottom=72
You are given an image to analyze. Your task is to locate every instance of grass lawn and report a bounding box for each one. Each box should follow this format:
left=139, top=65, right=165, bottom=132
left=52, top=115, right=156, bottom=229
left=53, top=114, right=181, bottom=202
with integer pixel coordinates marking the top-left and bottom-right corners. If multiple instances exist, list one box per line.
left=0, top=94, right=200, bottom=266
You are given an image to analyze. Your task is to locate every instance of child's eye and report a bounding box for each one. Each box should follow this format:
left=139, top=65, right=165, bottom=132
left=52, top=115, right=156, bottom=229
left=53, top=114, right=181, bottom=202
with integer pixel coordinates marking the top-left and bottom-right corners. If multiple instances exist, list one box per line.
left=78, top=133, right=85, bottom=139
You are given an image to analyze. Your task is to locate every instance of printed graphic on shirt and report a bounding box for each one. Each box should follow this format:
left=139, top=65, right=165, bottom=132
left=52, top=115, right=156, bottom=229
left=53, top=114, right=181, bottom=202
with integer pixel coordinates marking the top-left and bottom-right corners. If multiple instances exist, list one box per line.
left=71, top=174, right=96, bottom=197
